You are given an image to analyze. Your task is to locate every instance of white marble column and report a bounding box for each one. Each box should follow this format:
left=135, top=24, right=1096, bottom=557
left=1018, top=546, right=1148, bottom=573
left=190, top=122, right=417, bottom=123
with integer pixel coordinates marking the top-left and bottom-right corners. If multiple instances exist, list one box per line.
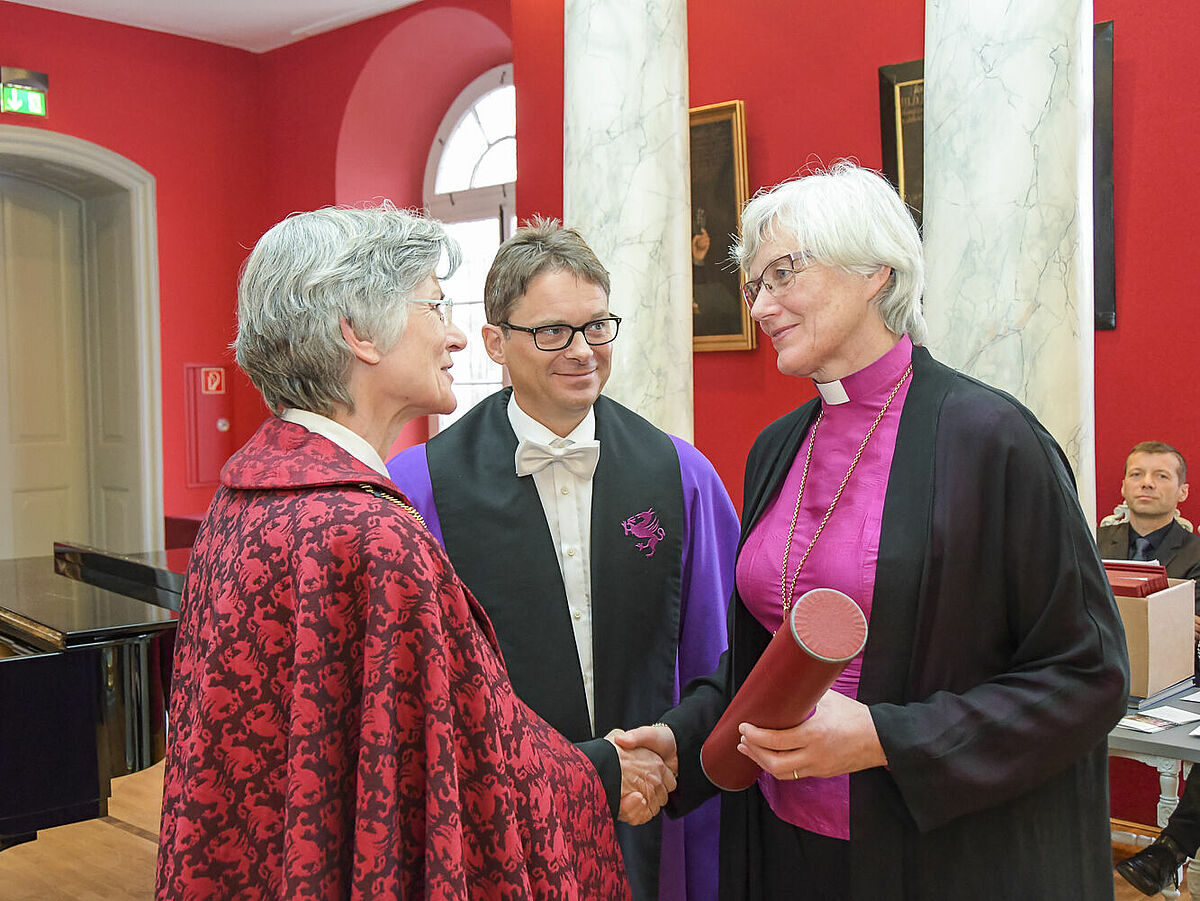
left=563, top=0, right=693, bottom=440
left=923, top=0, right=1097, bottom=522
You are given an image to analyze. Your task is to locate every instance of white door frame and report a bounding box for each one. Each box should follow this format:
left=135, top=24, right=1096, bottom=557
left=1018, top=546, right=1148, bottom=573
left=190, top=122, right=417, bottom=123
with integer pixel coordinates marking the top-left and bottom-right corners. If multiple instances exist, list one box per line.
left=0, top=124, right=164, bottom=550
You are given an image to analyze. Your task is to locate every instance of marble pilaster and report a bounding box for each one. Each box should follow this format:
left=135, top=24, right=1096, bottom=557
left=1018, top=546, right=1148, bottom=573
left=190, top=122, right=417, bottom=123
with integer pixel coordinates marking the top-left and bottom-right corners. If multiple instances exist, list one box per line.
left=563, top=0, right=693, bottom=440
left=923, top=0, right=1096, bottom=521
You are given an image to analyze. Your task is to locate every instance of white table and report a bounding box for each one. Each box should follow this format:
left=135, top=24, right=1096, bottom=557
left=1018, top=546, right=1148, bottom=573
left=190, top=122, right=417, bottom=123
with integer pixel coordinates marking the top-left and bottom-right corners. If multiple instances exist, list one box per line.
left=1110, top=695, right=1200, bottom=899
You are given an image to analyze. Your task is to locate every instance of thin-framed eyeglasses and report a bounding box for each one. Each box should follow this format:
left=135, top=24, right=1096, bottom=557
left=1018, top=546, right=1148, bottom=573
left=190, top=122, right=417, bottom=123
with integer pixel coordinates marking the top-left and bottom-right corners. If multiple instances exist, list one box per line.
left=741, top=252, right=808, bottom=310
left=404, top=297, right=454, bottom=324
left=501, top=315, right=622, bottom=351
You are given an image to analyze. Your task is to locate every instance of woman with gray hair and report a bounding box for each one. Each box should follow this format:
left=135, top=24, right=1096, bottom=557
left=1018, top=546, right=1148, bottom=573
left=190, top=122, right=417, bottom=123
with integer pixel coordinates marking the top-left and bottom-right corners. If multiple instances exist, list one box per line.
left=618, top=162, right=1127, bottom=899
left=156, top=205, right=631, bottom=901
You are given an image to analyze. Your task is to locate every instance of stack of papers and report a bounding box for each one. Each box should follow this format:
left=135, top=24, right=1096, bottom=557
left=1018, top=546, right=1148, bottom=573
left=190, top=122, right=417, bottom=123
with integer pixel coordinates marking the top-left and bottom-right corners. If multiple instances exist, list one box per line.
left=1118, top=703, right=1200, bottom=734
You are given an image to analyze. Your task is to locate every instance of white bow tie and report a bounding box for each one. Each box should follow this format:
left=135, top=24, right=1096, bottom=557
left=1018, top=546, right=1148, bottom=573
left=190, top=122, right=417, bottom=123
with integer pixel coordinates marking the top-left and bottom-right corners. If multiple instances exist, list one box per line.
left=514, top=437, right=601, bottom=481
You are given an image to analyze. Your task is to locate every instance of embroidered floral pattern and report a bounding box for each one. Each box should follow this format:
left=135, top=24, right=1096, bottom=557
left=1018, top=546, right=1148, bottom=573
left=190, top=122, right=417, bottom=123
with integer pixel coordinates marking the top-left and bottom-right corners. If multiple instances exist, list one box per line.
left=156, top=418, right=630, bottom=900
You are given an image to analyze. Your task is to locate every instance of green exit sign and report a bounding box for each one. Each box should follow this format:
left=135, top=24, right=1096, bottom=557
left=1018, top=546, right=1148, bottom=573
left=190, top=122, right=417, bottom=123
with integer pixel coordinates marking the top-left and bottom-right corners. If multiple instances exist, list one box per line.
left=2, top=84, right=46, bottom=116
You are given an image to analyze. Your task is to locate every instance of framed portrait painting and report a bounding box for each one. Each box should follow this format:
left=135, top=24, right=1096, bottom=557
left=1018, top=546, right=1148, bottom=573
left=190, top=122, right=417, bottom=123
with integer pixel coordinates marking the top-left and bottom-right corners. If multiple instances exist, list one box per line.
left=689, top=100, right=754, bottom=351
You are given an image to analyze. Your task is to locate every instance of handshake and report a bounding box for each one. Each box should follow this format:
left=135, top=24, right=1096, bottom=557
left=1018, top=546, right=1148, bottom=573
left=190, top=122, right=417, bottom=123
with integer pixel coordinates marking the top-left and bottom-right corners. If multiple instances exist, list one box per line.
left=605, top=723, right=679, bottom=826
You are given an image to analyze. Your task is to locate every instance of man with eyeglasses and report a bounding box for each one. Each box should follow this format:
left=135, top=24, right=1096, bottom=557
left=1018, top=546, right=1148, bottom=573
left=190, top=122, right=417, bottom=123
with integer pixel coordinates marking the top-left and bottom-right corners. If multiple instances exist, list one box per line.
left=388, top=219, right=739, bottom=901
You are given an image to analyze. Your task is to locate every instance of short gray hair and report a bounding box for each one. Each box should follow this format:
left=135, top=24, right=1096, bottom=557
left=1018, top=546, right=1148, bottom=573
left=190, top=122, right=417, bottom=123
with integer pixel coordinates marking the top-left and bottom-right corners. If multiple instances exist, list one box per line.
left=234, top=204, right=460, bottom=416
left=484, top=216, right=610, bottom=324
left=733, top=161, right=927, bottom=344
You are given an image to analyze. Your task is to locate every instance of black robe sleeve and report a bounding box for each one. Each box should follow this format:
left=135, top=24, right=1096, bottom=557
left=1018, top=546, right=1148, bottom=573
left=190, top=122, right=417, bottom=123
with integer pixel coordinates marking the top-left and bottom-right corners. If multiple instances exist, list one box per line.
left=577, top=737, right=622, bottom=816
left=660, top=405, right=815, bottom=816
left=866, top=374, right=1129, bottom=832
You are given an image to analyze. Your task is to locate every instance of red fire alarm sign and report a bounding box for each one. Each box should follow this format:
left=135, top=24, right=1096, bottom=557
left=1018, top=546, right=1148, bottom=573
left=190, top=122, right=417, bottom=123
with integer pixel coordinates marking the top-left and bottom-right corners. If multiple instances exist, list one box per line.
left=200, top=366, right=225, bottom=394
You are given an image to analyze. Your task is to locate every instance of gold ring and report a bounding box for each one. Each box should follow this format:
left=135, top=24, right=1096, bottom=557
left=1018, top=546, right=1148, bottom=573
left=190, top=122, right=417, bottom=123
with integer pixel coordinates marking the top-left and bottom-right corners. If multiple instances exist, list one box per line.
left=792, top=769, right=799, bottom=781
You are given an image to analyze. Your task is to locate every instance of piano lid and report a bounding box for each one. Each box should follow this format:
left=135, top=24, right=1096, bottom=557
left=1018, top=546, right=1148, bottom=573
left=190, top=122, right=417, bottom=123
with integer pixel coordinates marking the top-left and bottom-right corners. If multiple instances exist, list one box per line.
left=0, top=555, right=177, bottom=653
left=53, top=542, right=187, bottom=612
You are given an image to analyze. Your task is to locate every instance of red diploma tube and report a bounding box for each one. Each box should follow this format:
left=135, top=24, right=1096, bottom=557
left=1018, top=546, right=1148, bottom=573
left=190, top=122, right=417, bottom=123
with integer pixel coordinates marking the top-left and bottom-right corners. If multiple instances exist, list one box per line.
left=700, top=587, right=868, bottom=791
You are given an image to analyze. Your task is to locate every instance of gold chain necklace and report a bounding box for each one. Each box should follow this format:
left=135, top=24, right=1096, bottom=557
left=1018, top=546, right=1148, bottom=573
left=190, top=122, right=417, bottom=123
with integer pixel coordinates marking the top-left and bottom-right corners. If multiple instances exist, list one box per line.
left=778, top=363, right=913, bottom=620
left=359, top=483, right=428, bottom=529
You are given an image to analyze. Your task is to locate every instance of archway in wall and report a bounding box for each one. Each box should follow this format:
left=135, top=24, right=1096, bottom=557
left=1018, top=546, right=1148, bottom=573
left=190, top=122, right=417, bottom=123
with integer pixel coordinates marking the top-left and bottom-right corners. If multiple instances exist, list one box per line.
left=0, top=125, right=163, bottom=555
left=335, top=6, right=512, bottom=208
left=336, top=5, right=512, bottom=454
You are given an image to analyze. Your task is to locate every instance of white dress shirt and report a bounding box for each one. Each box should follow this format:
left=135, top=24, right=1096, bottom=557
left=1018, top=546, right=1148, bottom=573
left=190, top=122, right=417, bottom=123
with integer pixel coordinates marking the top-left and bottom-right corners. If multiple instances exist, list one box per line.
left=279, top=408, right=390, bottom=478
left=507, top=398, right=599, bottom=732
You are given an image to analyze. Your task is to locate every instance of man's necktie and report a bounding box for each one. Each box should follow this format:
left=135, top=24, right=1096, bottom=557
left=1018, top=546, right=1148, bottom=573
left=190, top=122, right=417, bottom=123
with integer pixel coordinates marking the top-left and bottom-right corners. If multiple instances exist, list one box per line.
left=1132, top=535, right=1155, bottom=561
left=514, top=437, right=600, bottom=481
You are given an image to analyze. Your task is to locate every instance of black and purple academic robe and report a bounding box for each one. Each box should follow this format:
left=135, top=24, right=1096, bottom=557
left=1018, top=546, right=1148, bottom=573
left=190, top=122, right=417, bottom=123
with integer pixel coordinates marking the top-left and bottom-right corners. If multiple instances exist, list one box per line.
left=661, top=346, right=1130, bottom=900
left=388, top=389, right=740, bottom=901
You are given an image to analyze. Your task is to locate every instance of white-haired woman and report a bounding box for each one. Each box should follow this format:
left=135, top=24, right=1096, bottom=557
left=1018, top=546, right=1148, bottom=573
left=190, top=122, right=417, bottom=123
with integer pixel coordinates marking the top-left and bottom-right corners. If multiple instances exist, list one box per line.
left=156, top=205, right=631, bottom=901
left=619, top=162, right=1127, bottom=900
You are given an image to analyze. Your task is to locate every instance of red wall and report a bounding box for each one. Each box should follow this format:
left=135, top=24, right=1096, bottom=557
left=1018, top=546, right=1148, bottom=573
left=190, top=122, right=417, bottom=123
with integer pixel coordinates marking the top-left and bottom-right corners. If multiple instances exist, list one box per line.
left=511, top=0, right=565, bottom=219
left=2, top=0, right=1190, bottom=826
left=1092, top=3, right=1200, bottom=522
left=514, top=0, right=1200, bottom=522
left=6, top=0, right=1199, bottom=530
left=0, top=1, right=269, bottom=518
left=249, top=0, right=512, bottom=455
left=0, top=0, right=510, bottom=516
left=687, top=3, right=928, bottom=512
left=512, top=0, right=925, bottom=510
left=254, top=0, right=510, bottom=226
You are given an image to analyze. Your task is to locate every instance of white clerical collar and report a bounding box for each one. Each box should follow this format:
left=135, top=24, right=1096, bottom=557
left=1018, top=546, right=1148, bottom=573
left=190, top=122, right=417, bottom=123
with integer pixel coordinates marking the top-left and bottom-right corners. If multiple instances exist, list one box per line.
left=507, top=395, right=596, bottom=446
left=815, top=379, right=851, bottom=405
left=279, top=408, right=390, bottom=478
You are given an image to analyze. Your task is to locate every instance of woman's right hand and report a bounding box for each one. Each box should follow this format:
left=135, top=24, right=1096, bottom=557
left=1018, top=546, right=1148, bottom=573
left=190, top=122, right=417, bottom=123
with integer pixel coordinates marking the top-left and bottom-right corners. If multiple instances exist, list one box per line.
left=735, top=689, right=887, bottom=781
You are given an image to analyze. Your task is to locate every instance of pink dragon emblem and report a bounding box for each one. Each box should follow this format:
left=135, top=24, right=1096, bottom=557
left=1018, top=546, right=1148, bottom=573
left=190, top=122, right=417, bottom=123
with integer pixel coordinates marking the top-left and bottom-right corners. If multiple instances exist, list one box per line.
left=621, top=508, right=666, bottom=558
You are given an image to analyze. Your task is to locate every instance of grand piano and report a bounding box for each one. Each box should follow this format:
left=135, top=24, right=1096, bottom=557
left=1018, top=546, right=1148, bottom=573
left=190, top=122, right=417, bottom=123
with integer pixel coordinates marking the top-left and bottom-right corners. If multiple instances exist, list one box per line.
left=0, top=542, right=183, bottom=850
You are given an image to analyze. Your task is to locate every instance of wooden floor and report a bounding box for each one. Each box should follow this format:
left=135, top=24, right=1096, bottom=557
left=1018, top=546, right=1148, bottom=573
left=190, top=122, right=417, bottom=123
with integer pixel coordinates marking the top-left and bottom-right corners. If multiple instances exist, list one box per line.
left=0, top=763, right=1181, bottom=899
left=0, top=761, right=163, bottom=901
left=1113, top=842, right=1195, bottom=900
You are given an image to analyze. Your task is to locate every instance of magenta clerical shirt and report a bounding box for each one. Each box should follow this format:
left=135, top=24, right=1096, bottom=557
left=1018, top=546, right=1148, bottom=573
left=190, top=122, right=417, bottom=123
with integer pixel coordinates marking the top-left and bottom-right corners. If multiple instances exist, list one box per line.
left=734, top=334, right=914, bottom=839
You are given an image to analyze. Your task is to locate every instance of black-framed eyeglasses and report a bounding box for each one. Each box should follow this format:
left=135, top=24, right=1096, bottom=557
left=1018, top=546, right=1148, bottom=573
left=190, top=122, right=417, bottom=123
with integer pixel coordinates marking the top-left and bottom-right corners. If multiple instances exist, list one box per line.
left=741, top=252, right=808, bottom=309
left=404, top=297, right=454, bottom=324
left=501, top=315, right=622, bottom=351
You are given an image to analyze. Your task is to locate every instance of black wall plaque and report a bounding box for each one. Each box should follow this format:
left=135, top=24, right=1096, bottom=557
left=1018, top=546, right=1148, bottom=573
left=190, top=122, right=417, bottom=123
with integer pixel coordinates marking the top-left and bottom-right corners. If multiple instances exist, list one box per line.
left=879, top=59, right=924, bottom=228
left=879, top=21, right=1116, bottom=330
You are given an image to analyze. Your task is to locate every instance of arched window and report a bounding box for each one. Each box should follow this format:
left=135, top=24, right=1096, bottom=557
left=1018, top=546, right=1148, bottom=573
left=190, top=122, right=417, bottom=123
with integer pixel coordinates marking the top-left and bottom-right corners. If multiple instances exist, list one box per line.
left=425, top=63, right=515, bottom=431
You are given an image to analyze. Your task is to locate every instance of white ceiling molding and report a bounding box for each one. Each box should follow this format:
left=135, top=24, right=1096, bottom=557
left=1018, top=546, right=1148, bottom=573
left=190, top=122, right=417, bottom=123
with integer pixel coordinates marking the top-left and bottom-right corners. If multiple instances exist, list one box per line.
left=7, top=0, right=422, bottom=53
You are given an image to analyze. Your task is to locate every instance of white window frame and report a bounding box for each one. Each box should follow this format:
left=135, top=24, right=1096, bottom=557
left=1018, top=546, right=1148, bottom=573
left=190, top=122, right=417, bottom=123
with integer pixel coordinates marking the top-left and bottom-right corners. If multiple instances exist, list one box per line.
left=424, top=63, right=516, bottom=227
left=424, top=63, right=516, bottom=435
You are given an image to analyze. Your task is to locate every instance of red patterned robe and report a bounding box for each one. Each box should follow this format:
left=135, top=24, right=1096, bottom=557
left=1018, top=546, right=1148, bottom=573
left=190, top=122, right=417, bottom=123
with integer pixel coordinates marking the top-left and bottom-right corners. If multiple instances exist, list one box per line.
left=156, top=417, right=630, bottom=900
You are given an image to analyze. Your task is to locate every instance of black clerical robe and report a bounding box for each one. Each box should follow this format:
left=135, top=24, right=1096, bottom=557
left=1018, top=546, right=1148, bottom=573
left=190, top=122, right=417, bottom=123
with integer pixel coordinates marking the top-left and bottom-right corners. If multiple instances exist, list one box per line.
left=663, top=345, right=1129, bottom=900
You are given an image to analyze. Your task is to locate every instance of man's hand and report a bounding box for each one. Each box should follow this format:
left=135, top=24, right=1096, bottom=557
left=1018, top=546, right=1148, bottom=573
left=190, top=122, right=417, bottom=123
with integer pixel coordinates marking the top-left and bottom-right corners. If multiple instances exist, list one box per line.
left=691, top=229, right=711, bottom=264
left=606, top=726, right=677, bottom=825
left=735, top=689, right=887, bottom=781
left=614, top=723, right=678, bottom=775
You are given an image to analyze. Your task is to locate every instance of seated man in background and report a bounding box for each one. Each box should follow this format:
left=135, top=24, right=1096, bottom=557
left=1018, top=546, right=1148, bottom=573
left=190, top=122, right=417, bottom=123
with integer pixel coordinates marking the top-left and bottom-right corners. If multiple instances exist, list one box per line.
left=1097, top=440, right=1200, bottom=620
left=1109, top=441, right=1200, bottom=895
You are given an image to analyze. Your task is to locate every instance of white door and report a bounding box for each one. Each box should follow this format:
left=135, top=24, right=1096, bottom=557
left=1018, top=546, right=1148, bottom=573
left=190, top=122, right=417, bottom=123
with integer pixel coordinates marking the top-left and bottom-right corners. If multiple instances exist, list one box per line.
left=0, top=173, right=90, bottom=558
left=84, top=190, right=148, bottom=553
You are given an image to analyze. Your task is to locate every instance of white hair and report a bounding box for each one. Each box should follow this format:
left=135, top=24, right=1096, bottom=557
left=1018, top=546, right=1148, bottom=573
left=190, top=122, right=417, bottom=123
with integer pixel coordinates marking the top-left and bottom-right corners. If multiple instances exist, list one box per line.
left=733, top=160, right=927, bottom=344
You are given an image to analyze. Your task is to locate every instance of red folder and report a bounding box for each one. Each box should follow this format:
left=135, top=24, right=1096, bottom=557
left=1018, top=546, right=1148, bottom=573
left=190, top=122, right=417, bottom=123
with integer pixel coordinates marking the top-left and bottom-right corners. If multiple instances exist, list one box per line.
left=1103, top=560, right=1169, bottom=597
left=700, top=587, right=868, bottom=792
